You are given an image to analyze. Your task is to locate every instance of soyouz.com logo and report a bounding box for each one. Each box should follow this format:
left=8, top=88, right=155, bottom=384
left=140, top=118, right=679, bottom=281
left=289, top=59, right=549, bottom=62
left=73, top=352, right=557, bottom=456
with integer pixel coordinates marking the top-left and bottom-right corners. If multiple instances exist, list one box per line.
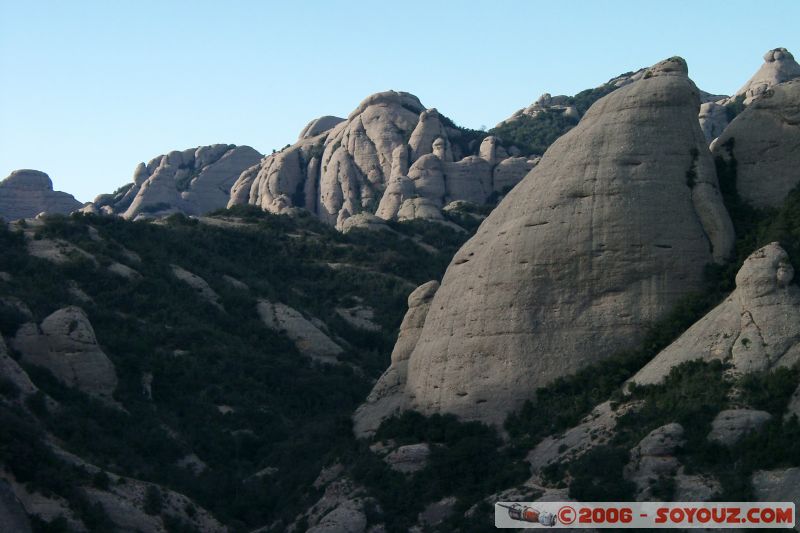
left=494, top=502, right=796, bottom=528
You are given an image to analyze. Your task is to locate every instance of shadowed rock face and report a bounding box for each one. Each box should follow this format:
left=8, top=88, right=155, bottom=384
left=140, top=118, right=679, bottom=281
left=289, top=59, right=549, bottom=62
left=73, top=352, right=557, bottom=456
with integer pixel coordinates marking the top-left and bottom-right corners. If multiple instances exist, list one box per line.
left=735, top=48, right=800, bottom=105
left=0, top=170, right=82, bottom=220
left=712, top=79, right=800, bottom=209
left=356, top=57, right=734, bottom=428
left=11, top=306, right=118, bottom=401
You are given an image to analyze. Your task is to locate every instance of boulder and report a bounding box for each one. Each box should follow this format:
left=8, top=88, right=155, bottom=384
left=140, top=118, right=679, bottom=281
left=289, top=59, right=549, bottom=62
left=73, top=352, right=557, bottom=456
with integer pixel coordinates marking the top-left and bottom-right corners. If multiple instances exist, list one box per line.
left=624, top=423, right=685, bottom=500
left=229, top=90, right=532, bottom=228
left=384, top=443, right=430, bottom=474
left=698, top=101, right=729, bottom=142
left=11, top=306, right=117, bottom=401
left=707, top=409, right=772, bottom=446
left=712, top=79, right=800, bottom=209
left=170, top=265, right=223, bottom=310
left=632, top=243, right=800, bottom=385
left=0, top=170, right=82, bottom=221
left=377, top=57, right=733, bottom=425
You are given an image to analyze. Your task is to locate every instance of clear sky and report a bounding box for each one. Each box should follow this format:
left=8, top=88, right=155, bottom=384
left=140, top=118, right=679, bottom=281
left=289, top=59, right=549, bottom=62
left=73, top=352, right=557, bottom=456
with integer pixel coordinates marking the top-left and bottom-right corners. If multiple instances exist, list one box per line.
left=1, top=0, right=799, bottom=202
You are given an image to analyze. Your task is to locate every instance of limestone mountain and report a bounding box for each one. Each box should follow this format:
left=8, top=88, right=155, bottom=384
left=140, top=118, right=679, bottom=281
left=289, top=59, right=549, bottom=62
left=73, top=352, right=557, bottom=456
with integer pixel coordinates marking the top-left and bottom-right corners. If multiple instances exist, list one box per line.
left=356, top=57, right=735, bottom=430
left=82, top=144, right=262, bottom=219
left=227, top=91, right=536, bottom=229
left=0, top=170, right=82, bottom=221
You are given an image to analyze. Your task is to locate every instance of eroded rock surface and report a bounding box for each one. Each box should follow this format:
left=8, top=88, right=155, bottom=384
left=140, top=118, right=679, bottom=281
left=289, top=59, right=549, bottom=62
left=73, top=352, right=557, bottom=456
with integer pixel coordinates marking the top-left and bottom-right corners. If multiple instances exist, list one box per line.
left=0, top=170, right=82, bottom=221
left=712, top=79, right=800, bottom=209
left=707, top=409, right=772, bottom=446
left=229, top=91, right=534, bottom=228
left=371, top=57, right=733, bottom=426
left=632, top=243, right=800, bottom=385
left=11, top=306, right=117, bottom=401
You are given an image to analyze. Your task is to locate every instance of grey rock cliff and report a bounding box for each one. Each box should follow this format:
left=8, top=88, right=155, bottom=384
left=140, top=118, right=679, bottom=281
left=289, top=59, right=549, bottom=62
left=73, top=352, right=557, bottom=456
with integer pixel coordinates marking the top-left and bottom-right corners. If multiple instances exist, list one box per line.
left=632, top=243, right=800, bottom=386
left=352, top=281, right=438, bottom=437
left=363, top=57, right=734, bottom=426
left=712, top=79, right=800, bottom=209
left=0, top=170, right=82, bottom=221
left=734, top=48, right=800, bottom=105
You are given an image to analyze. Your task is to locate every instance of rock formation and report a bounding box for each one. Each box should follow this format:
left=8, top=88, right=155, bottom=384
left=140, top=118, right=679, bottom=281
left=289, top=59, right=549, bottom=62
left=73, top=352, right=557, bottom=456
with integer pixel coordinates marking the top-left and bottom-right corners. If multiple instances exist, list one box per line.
left=228, top=91, right=536, bottom=229
left=11, top=306, right=118, bottom=401
left=707, top=409, right=772, bottom=447
left=257, top=299, right=343, bottom=363
left=631, top=243, right=800, bottom=386
left=84, top=144, right=262, bottom=219
left=699, top=48, right=800, bottom=144
left=711, top=79, right=800, bottom=209
left=0, top=170, right=82, bottom=221
left=352, top=281, right=438, bottom=436
left=735, top=48, right=800, bottom=105
left=358, top=57, right=735, bottom=428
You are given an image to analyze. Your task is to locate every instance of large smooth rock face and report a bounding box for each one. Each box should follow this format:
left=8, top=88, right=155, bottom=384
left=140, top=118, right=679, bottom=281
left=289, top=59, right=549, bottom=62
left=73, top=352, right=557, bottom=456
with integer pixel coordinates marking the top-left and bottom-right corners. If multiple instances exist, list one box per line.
left=11, top=306, right=117, bottom=400
left=229, top=91, right=535, bottom=229
left=87, top=145, right=262, bottom=219
left=632, top=243, right=800, bottom=386
left=712, top=79, right=800, bottom=209
left=397, top=57, right=734, bottom=425
left=735, top=48, right=800, bottom=105
left=624, top=423, right=685, bottom=500
left=0, top=170, right=82, bottom=221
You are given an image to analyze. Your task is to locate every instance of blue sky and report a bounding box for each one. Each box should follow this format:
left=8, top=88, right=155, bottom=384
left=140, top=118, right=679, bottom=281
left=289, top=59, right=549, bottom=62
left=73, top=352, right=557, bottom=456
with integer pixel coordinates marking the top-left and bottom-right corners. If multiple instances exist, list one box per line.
left=1, top=1, right=799, bottom=202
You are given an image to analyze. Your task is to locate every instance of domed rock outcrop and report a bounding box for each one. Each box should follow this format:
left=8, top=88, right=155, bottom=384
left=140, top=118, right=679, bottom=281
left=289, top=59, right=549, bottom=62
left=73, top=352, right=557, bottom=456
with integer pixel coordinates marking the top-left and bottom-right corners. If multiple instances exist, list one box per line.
left=734, top=48, right=800, bottom=105
left=711, top=79, right=800, bottom=209
left=0, top=170, right=82, bottom=221
left=631, top=242, right=800, bottom=386
left=228, top=91, right=536, bottom=229
left=10, top=306, right=118, bottom=401
left=358, top=57, right=735, bottom=428
left=84, top=144, right=262, bottom=219
left=699, top=47, right=800, bottom=144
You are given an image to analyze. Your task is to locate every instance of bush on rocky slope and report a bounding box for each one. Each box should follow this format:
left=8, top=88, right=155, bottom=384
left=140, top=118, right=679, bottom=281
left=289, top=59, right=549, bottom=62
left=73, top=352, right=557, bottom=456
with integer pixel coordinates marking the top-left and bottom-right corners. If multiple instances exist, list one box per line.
left=0, top=210, right=471, bottom=531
